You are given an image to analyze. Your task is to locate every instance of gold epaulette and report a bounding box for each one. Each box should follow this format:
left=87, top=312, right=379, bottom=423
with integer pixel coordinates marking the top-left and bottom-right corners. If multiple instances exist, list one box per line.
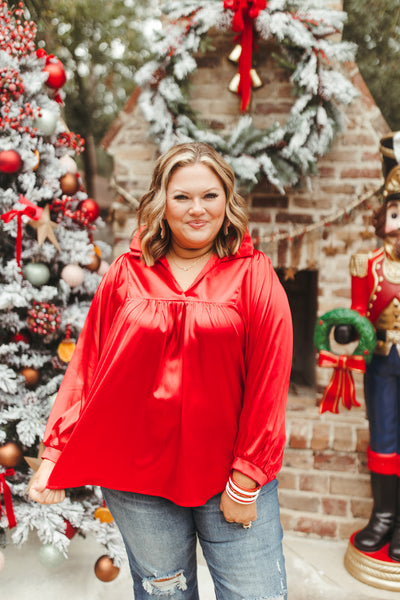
left=350, top=253, right=368, bottom=278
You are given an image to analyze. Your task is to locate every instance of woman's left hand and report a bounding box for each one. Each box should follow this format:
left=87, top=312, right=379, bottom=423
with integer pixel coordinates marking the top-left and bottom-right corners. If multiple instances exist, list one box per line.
left=220, top=489, right=257, bottom=525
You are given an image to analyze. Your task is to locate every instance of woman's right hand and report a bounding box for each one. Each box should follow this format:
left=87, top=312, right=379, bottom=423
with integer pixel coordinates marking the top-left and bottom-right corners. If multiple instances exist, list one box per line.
left=28, top=458, right=66, bottom=504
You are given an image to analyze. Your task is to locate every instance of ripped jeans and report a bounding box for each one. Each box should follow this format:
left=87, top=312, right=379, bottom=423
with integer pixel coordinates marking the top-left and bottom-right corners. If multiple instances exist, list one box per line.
left=101, top=479, right=287, bottom=600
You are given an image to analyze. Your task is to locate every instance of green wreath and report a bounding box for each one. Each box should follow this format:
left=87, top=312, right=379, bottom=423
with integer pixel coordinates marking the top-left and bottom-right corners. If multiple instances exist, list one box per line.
left=135, top=1, right=356, bottom=192
left=314, top=308, right=376, bottom=364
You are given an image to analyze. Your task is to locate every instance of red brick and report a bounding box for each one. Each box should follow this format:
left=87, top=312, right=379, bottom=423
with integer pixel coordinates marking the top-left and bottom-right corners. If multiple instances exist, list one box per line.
left=299, top=473, right=329, bottom=494
left=321, top=497, right=349, bottom=517
left=330, top=474, right=371, bottom=497
left=282, top=448, right=314, bottom=470
left=320, top=184, right=356, bottom=195
left=295, top=516, right=337, bottom=538
left=311, top=423, right=331, bottom=450
left=356, top=428, right=369, bottom=452
left=350, top=498, right=373, bottom=519
left=332, top=424, right=355, bottom=452
left=318, top=166, right=335, bottom=177
left=275, top=212, right=313, bottom=224
left=289, top=420, right=310, bottom=449
left=278, top=490, right=320, bottom=513
left=340, top=168, right=381, bottom=179
left=277, top=469, right=298, bottom=490
left=314, top=452, right=357, bottom=472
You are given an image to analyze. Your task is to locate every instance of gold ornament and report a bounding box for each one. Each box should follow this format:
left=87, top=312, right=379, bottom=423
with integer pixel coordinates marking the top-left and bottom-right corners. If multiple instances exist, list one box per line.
left=250, top=68, right=263, bottom=89
left=94, top=506, right=114, bottom=523
left=228, top=44, right=242, bottom=63
left=57, top=338, right=76, bottom=363
left=94, top=555, right=120, bottom=582
left=21, top=367, right=40, bottom=388
left=0, top=442, right=23, bottom=468
left=228, top=73, right=240, bottom=93
left=29, top=205, right=61, bottom=251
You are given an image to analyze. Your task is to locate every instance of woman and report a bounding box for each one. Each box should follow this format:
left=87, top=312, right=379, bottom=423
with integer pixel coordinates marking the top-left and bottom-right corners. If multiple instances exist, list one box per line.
left=29, top=143, right=293, bottom=599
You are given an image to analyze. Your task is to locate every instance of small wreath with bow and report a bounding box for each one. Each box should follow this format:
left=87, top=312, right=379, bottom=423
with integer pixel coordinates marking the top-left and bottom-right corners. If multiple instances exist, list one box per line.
left=314, top=308, right=376, bottom=414
left=135, top=0, right=356, bottom=192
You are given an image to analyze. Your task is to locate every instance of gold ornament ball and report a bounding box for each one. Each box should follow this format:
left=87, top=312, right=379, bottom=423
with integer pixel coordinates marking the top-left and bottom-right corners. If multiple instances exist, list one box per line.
left=21, top=367, right=41, bottom=389
left=86, top=252, right=101, bottom=272
left=0, top=441, right=23, bottom=468
left=94, top=555, right=120, bottom=582
left=57, top=339, right=76, bottom=363
left=94, top=506, right=114, bottom=523
left=60, top=172, right=79, bottom=196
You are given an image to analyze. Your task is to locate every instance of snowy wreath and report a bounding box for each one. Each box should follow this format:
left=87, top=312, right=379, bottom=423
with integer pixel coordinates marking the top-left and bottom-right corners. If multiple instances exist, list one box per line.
left=135, top=0, right=357, bottom=192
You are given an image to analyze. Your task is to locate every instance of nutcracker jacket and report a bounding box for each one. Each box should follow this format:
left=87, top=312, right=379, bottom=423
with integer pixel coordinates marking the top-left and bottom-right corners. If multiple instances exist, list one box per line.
left=42, top=232, right=293, bottom=506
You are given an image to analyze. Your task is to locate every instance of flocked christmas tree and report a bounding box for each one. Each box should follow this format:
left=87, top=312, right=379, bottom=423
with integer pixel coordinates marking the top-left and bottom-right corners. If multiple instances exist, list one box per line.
left=0, top=2, right=124, bottom=579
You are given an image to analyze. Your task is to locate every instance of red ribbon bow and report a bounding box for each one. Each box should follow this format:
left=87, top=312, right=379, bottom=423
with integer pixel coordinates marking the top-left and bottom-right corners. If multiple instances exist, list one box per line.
left=224, top=0, right=266, bottom=111
left=317, top=350, right=366, bottom=414
left=1, top=196, right=42, bottom=269
left=0, top=469, right=17, bottom=529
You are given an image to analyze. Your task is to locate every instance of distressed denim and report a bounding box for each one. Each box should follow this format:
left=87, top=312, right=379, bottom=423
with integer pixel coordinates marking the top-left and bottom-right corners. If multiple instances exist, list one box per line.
left=102, top=479, right=287, bottom=600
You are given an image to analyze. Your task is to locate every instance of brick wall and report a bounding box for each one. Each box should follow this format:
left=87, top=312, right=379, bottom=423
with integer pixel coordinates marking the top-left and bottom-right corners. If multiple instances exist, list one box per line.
left=279, top=389, right=372, bottom=540
left=102, top=3, right=391, bottom=539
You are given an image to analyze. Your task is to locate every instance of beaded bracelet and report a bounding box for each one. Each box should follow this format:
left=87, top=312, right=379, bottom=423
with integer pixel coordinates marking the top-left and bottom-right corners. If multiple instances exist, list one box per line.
left=225, top=475, right=261, bottom=505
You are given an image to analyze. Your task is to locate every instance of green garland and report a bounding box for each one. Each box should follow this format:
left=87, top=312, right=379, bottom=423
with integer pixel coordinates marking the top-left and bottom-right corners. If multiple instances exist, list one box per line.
left=314, top=308, right=376, bottom=364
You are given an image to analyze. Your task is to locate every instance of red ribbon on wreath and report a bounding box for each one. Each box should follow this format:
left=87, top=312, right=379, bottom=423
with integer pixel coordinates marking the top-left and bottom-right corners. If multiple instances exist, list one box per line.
left=224, top=0, right=266, bottom=111
left=1, top=195, right=42, bottom=269
left=317, top=350, right=366, bottom=414
left=0, top=469, right=17, bottom=529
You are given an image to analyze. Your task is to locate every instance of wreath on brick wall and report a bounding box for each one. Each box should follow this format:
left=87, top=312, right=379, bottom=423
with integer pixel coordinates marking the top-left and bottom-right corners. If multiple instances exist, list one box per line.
left=135, top=0, right=357, bottom=192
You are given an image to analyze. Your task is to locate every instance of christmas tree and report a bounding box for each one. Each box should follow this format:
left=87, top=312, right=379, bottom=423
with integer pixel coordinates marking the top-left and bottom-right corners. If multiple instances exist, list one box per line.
left=0, top=2, right=124, bottom=579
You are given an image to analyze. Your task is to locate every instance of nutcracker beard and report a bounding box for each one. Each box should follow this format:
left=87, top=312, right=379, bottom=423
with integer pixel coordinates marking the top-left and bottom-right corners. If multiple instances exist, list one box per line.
left=385, top=232, right=400, bottom=260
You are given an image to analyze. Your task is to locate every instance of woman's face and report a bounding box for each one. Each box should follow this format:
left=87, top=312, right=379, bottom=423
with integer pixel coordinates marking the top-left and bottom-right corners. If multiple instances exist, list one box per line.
left=164, top=163, right=226, bottom=251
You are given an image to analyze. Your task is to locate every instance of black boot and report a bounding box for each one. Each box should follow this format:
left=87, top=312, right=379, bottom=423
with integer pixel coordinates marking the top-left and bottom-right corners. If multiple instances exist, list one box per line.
left=354, top=472, right=397, bottom=553
left=388, top=476, right=400, bottom=561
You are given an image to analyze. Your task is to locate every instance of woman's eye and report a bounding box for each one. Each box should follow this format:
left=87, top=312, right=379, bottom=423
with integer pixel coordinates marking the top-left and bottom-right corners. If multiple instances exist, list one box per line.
left=174, top=195, right=188, bottom=201
left=205, top=193, right=217, bottom=199
left=391, top=212, right=399, bottom=219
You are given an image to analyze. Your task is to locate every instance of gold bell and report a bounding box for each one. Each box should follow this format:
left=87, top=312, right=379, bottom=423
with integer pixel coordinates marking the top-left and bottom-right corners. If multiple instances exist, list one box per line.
left=228, top=73, right=241, bottom=93
left=250, top=68, right=263, bottom=89
left=228, top=44, right=242, bottom=63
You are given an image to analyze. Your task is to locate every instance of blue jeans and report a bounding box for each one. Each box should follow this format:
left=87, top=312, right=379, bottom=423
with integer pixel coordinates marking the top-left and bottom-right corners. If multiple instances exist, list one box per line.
left=102, top=479, right=287, bottom=600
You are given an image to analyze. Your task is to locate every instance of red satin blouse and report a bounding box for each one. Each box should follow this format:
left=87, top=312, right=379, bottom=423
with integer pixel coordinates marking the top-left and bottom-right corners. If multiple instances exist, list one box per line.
left=43, top=232, right=292, bottom=506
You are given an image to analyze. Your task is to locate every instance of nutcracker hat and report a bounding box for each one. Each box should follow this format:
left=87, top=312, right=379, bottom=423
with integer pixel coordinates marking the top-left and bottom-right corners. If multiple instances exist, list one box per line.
left=380, top=132, right=400, bottom=202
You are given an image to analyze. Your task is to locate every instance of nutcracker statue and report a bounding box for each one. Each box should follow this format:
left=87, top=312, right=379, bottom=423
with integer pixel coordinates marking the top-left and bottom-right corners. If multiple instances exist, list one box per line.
left=315, top=133, right=400, bottom=589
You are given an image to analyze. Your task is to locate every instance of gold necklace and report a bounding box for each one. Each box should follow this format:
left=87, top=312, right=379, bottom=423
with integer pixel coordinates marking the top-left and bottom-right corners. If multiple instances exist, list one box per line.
left=169, top=249, right=212, bottom=272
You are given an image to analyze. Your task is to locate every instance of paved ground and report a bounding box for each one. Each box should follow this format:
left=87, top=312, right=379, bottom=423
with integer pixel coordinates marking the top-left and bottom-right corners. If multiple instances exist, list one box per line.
left=1, top=531, right=400, bottom=599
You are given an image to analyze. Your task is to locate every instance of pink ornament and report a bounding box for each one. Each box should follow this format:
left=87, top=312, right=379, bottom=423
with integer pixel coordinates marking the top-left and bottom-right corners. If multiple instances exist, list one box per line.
left=61, top=264, right=85, bottom=288
left=59, top=154, right=78, bottom=174
left=98, top=260, right=110, bottom=276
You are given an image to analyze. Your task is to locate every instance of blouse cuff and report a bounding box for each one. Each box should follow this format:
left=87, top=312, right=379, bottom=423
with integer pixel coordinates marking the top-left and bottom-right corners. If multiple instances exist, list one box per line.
left=231, top=457, right=273, bottom=487
left=41, top=446, right=62, bottom=463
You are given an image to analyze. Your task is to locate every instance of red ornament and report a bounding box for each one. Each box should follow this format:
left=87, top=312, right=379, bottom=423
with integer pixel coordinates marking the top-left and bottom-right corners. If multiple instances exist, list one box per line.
left=77, top=198, right=100, bottom=222
left=44, top=59, right=66, bottom=89
left=0, top=149, right=22, bottom=174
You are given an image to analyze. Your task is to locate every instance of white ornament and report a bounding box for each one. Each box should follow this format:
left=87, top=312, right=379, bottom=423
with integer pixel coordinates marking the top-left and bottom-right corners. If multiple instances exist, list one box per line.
left=34, top=109, right=58, bottom=136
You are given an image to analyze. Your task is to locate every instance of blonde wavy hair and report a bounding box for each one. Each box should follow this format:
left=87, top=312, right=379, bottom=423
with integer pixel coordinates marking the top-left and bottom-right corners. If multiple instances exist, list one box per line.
left=136, top=142, right=249, bottom=266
